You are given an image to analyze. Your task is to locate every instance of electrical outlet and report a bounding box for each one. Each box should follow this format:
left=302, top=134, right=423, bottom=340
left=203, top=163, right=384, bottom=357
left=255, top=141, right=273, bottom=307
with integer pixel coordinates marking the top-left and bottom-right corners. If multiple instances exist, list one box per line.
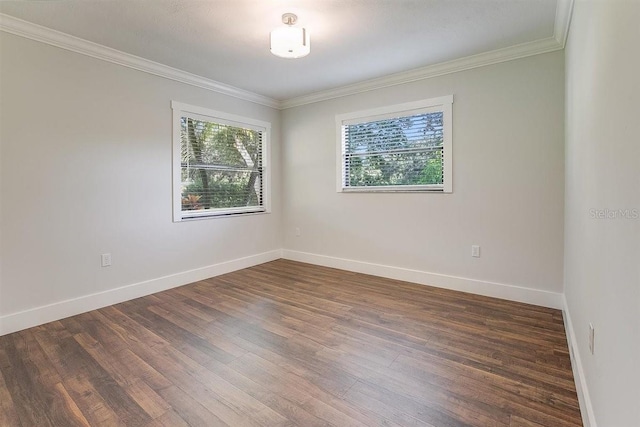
left=101, top=253, right=112, bottom=267
left=471, top=245, right=480, bottom=257
left=295, top=227, right=301, bottom=237
left=588, top=323, right=595, bottom=354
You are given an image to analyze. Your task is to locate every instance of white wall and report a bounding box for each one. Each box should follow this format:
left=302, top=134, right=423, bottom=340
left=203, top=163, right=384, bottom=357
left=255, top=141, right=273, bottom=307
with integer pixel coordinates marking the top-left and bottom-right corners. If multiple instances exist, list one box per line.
left=0, top=32, right=282, bottom=333
left=281, top=52, right=565, bottom=303
left=564, top=1, right=640, bottom=426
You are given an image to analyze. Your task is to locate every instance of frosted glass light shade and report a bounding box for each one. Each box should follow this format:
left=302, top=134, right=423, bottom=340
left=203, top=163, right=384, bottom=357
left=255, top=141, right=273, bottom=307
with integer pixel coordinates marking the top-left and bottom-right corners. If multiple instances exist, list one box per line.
left=270, top=26, right=310, bottom=58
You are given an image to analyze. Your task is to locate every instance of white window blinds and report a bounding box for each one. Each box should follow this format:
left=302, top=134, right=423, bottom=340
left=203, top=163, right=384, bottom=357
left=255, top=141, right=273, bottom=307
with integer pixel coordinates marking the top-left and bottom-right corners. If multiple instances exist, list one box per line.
left=337, top=95, right=453, bottom=193
left=172, top=102, right=270, bottom=220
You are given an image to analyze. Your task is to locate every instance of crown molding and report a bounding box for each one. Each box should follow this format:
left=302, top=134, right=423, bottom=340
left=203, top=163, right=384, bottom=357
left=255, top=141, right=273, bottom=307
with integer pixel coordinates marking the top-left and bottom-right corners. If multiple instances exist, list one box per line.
left=2, top=6, right=571, bottom=112
left=280, top=36, right=563, bottom=109
left=0, top=14, right=280, bottom=109
left=554, top=0, right=575, bottom=47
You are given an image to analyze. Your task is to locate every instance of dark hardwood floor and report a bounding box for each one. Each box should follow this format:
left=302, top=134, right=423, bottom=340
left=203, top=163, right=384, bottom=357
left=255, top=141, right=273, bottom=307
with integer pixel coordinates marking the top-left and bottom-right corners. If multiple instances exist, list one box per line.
left=0, top=259, right=582, bottom=426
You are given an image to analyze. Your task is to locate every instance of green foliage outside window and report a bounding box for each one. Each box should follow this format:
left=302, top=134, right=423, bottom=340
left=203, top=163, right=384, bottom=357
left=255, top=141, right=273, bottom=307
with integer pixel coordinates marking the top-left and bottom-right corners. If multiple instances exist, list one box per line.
left=180, top=118, right=263, bottom=211
left=345, top=112, right=443, bottom=188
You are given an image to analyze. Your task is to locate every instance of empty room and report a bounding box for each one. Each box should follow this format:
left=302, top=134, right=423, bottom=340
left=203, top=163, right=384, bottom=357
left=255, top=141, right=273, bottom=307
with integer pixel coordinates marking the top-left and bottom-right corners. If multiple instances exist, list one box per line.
left=0, top=1, right=638, bottom=426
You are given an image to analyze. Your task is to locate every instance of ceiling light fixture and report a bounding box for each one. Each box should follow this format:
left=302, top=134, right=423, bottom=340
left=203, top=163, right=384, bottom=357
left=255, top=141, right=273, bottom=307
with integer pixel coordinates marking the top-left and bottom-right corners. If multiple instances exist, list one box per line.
left=270, top=13, right=310, bottom=59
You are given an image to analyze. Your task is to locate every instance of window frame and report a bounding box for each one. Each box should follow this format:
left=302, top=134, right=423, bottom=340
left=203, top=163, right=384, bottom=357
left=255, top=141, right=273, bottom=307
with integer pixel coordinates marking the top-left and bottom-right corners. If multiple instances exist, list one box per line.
left=336, top=95, right=453, bottom=193
left=171, top=101, right=271, bottom=222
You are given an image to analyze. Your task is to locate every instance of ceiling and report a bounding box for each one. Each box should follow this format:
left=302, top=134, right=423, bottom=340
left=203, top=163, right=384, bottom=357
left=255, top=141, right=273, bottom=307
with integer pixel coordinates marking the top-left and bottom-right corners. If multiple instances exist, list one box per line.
left=0, top=0, right=566, bottom=104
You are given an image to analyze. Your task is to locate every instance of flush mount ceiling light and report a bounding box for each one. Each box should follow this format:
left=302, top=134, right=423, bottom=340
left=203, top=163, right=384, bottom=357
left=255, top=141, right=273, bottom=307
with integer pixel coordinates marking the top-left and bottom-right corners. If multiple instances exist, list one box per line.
left=270, top=13, right=310, bottom=59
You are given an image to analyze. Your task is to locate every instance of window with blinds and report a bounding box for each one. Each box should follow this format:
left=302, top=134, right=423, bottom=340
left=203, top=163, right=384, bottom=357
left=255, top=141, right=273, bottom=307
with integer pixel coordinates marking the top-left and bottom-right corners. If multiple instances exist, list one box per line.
left=171, top=102, right=270, bottom=220
left=337, top=95, right=453, bottom=193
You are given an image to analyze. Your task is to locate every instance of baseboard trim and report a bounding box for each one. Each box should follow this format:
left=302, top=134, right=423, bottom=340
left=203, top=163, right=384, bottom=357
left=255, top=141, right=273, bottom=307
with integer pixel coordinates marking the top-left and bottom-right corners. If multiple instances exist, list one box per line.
left=282, top=250, right=563, bottom=309
left=562, top=296, right=597, bottom=427
left=0, top=249, right=282, bottom=336
left=0, top=249, right=565, bottom=335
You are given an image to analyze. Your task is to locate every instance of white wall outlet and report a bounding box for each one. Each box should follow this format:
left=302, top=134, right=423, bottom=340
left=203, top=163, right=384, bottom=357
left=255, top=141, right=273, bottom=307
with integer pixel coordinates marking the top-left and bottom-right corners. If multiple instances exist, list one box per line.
left=101, top=253, right=112, bottom=267
left=588, top=323, right=595, bottom=354
left=295, top=227, right=301, bottom=237
left=471, top=245, right=481, bottom=257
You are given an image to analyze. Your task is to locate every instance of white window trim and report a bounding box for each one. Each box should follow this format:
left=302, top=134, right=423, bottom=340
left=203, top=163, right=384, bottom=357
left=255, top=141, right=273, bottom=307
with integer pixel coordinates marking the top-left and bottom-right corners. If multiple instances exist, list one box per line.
left=171, top=101, right=271, bottom=222
left=336, top=95, right=453, bottom=193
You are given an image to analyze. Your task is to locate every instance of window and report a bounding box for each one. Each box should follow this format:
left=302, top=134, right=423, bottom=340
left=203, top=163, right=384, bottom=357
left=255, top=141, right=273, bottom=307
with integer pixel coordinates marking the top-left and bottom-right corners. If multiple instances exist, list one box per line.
left=171, top=101, right=270, bottom=221
left=337, top=95, right=453, bottom=193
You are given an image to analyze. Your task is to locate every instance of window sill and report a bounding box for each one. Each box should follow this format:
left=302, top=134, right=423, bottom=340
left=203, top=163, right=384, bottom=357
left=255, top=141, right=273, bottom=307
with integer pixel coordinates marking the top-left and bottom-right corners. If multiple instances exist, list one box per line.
left=176, top=209, right=269, bottom=222
left=340, top=186, right=448, bottom=193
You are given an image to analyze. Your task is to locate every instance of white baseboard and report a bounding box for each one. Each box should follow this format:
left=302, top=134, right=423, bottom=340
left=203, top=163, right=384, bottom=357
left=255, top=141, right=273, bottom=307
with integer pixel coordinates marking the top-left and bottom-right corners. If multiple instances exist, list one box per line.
left=0, top=249, right=282, bottom=336
left=562, top=295, right=597, bottom=427
left=0, top=248, right=564, bottom=335
left=282, top=249, right=564, bottom=309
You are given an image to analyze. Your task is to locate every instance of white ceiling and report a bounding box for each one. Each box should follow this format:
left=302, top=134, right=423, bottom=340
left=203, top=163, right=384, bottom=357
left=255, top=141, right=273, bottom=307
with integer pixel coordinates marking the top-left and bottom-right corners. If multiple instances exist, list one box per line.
left=0, top=0, right=562, bottom=102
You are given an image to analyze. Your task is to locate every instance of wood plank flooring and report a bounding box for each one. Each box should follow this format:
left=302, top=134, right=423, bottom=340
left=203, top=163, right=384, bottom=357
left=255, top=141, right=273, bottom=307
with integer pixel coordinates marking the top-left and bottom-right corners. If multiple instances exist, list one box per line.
left=0, top=259, right=583, bottom=426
